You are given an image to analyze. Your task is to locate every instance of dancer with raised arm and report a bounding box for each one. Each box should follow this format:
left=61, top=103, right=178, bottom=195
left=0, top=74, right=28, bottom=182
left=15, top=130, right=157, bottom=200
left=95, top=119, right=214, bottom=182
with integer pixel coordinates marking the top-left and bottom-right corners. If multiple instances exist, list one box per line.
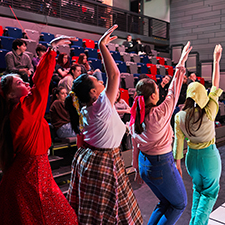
left=0, top=36, right=78, bottom=225
left=130, top=42, right=192, bottom=225
left=173, top=44, right=223, bottom=225
left=66, top=25, right=143, bottom=225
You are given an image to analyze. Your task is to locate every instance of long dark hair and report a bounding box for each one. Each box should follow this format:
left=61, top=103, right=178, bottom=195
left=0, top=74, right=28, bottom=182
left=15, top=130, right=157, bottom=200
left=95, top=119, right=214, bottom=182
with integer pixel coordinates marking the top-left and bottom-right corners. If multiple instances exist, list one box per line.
left=135, top=78, right=156, bottom=134
left=56, top=52, right=70, bottom=68
left=0, top=75, right=16, bottom=172
left=183, top=97, right=206, bottom=137
left=78, top=53, right=89, bottom=71
left=65, top=74, right=94, bottom=134
left=50, top=85, right=66, bottom=105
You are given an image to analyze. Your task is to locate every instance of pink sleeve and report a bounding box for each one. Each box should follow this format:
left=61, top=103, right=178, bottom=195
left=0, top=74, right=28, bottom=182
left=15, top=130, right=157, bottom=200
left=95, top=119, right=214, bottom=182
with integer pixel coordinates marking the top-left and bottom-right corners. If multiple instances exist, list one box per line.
left=132, top=138, right=140, bottom=169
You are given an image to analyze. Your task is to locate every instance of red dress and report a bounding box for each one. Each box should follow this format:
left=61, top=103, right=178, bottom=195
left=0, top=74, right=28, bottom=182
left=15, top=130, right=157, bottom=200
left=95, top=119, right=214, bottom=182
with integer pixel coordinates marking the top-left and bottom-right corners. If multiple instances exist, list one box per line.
left=0, top=49, right=78, bottom=225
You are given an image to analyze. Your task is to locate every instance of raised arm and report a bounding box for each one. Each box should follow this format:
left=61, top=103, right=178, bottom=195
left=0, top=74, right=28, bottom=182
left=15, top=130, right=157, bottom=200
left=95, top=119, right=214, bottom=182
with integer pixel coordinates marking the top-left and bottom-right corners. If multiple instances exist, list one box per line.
left=212, top=44, right=222, bottom=89
left=98, top=25, right=120, bottom=106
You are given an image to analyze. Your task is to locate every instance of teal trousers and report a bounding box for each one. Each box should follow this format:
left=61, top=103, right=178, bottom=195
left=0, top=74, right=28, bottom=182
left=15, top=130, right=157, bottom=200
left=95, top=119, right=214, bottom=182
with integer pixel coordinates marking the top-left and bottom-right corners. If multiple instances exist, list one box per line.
left=185, top=144, right=222, bottom=225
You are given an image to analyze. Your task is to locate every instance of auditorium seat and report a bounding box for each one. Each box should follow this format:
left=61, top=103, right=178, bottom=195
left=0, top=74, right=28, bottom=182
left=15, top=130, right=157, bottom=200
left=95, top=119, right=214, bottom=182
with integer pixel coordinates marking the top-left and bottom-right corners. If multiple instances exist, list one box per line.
left=140, top=55, right=150, bottom=64
left=0, top=36, right=16, bottom=50
left=83, top=38, right=95, bottom=49
left=70, top=45, right=84, bottom=56
left=39, top=41, right=49, bottom=49
left=0, top=49, right=9, bottom=70
left=164, top=65, right=174, bottom=76
left=21, top=38, right=37, bottom=55
left=117, top=45, right=126, bottom=53
left=40, top=32, right=55, bottom=42
left=57, top=44, right=70, bottom=55
left=88, top=58, right=102, bottom=70
left=146, top=74, right=157, bottom=82
left=156, top=56, right=165, bottom=65
left=120, top=52, right=131, bottom=62
left=130, top=53, right=140, bottom=63
left=119, top=88, right=129, bottom=105
left=4, top=26, right=23, bottom=39
left=70, top=37, right=83, bottom=47
left=146, top=63, right=157, bottom=75
left=24, top=29, right=40, bottom=43
left=110, top=51, right=121, bottom=61
left=0, top=26, right=3, bottom=36
left=85, top=48, right=98, bottom=59
left=137, top=63, right=148, bottom=74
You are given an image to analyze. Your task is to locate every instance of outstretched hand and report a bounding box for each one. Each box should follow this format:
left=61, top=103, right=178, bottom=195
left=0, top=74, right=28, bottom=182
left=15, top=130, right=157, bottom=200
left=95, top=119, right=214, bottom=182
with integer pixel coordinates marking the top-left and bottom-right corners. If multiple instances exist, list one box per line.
left=98, top=24, right=118, bottom=47
left=50, top=35, right=78, bottom=49
left=214, top=44, right=222, bottom=63
left=179, top=41, right=192, bottom=66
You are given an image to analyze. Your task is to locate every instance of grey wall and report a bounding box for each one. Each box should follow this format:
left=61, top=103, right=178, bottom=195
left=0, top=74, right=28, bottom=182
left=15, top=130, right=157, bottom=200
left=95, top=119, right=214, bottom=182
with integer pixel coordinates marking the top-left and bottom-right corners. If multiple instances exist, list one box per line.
left=170, top=0, right=225, bottom=73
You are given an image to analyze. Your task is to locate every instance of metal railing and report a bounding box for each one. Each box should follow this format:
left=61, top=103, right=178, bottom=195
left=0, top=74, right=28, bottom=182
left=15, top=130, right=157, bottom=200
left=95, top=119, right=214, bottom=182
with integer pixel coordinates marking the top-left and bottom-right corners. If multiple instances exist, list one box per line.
left=0, top=0, right=169, bottom=40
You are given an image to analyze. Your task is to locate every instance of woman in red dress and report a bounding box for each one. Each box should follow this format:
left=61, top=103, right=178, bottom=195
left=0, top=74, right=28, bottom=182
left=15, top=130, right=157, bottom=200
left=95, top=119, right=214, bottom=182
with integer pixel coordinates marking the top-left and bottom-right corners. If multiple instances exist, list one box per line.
left=0, top=37, right=78, bottom=225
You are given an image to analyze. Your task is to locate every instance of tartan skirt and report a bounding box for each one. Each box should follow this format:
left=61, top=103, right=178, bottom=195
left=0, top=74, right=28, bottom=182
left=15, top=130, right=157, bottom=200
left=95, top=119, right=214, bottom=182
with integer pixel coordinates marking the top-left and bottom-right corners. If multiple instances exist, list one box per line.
left=67, top=143, right=143, bottom=225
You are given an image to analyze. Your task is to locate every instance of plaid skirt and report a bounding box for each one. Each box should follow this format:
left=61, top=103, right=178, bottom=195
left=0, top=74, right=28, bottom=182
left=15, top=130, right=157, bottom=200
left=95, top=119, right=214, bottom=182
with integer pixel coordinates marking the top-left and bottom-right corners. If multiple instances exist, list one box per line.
left=67, top=143, right=143, bottom=225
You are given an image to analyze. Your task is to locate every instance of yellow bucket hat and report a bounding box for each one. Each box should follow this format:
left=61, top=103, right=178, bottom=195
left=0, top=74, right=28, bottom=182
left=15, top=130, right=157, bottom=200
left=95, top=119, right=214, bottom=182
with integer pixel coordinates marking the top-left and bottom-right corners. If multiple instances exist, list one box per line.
left=186, top=82, right=209, bottom=109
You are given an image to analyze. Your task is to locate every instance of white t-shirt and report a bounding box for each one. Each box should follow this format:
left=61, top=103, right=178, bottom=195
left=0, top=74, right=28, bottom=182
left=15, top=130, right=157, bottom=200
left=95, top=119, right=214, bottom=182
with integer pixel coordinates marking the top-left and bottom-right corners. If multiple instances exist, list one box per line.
left=82, top=90, right=126, bottom=148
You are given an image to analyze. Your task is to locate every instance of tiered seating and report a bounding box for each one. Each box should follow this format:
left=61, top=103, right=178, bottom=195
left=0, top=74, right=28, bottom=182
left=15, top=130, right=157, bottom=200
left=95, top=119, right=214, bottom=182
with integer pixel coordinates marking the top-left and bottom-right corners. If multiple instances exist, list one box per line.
left=24, top=29, right=40, bottom=43
left=110, top=50, right=121, bottom=61
left=89, top=58, right=102, bottom=70
left=83, top=38, right=95, bottom=49
left=70, top=45, right=84, bottom=56
left=85, top=48, right=98, bottom=58
left=21, top=38, right=37, bottom=55
left=0, top=49, right=9, bottom=70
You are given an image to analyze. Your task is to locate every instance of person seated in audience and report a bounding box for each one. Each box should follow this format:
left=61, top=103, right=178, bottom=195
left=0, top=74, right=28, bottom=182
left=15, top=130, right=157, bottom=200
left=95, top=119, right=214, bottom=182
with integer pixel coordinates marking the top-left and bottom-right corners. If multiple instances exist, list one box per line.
left=123, top=35, right=152, bottom=56
left=5, top=38, right=34, bottom=82
left=157, top=74, right=172, bottom=105
left=187, top=72, right=197, bottom=85
left=58, top=64, right=82, bottom=93
left=55, top=52, right=71, bottom=78
left=115, top=89, right=131, bottom=151
left=32, top=44, right=47, bottom=71
left=177, top=74, right=188, bottom=106
left=50, top=86, right=76, bottom=138
left=78, top=53, right=103, bottom=81
left=115, top=89, right=131, bottom=120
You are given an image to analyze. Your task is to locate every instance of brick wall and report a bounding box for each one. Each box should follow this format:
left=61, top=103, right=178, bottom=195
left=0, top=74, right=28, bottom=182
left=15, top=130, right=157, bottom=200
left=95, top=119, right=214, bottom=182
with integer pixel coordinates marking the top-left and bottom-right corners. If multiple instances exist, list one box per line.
left=170, top=0, right=225, bottom=72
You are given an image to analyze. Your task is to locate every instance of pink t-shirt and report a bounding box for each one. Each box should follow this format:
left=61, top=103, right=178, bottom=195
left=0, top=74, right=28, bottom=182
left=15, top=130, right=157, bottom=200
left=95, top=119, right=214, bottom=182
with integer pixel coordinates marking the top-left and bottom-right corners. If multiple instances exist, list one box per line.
left=130, top=65, right=185, bottom=169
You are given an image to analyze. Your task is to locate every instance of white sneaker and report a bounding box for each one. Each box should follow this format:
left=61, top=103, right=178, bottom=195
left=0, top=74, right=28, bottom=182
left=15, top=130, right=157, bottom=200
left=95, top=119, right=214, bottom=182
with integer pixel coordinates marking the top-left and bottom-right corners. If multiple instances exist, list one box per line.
left=138, top=51, right=145, bottom=55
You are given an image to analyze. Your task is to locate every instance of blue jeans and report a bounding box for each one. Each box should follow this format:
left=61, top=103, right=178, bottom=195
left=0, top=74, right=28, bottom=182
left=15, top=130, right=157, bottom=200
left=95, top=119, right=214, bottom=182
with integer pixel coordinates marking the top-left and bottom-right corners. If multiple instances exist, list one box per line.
left=56, top=123, right=76, bottom=138
left=139, top=151, right=187, bottom=225
left=186, top=144, right=221, bottom=225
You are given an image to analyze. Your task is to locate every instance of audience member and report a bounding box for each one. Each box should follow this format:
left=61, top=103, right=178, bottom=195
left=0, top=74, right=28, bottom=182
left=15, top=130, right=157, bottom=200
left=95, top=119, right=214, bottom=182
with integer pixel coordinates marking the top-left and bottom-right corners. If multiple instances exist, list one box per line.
left=157, top=75, right=172, bottom=105
left=55, top=52, right=71, bottom=78
left=32, top=44, right=47, bottom=71
left=58, top=64, right=82, bottom=93
left=187, top=72, right=197, bottom=85
left=5, top=38, right=34, bottom=82
left=115, top=89, right=131, bottom=151
left=177, top=74, right=188, bottom=106
left=50, top=86, right=76, bottom=138
left=78, top=53, right=103, bottom=81
left=123, top=35, right=152, bottom=55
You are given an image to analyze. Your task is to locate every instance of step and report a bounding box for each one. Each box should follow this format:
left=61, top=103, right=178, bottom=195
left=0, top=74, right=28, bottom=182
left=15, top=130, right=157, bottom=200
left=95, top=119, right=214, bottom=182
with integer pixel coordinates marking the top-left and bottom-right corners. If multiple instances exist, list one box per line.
left=59, top=183, right=70, bottom=196
left=52, top=165, right=71, bottom=184
left=48, top=155, right=64, bottom=170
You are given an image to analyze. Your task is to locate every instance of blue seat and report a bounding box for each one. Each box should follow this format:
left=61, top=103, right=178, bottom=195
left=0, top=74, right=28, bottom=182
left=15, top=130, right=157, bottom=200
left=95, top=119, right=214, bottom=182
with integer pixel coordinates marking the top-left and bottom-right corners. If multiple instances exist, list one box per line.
left=0, top=36, right=16, bottom=50
left=110, top=51, right=121, bottom=61
left=40, top=32, right=55, bottom=42
left=0, top=49, right=9, bottom=69
left=70, top=45, right=84, bottom=56
left=89, top=58, right=102, bottom=70
left=101, top=72, right=107, bottom=85
left=140, top=55, right=149, bottom=64
left=85, top=48, right=98, bottom=59
left=115, top=61, right=128, bottom=73
left=137, top=63, right=148, bottom=74
left=39, top=41, right=49, bottom=49
left=5, top=26, right=23, bottom=38
left=71, top=38, right=83, bottom=47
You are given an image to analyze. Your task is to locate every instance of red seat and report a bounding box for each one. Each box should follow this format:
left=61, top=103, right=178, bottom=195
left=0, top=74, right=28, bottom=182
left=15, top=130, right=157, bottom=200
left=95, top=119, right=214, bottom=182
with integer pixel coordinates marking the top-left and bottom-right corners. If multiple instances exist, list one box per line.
left=164, top=65, right=174, bottom=76
left=146, top=63, right=157, bottom=75
left=119, top=88, right=129, bottom=105
left=197, top=76, right=205, bottom=86
left=0, top=26, right=3, bottom=36
left=146, top=74, right=157, bottom=82
left=83, top=38, right=95, bottom=49
left=72, top=56, right=79, bottom=63
left=156, top=57, right=165, bottom=65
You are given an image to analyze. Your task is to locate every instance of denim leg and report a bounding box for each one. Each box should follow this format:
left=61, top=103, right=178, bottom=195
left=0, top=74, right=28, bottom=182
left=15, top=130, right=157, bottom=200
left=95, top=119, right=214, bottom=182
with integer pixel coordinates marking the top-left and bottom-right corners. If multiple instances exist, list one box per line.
left=56, top=123, right=76, bottom=138
left=93, top=70, right=103, bottom=81
left=139, top=151, right=187, bottom=225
